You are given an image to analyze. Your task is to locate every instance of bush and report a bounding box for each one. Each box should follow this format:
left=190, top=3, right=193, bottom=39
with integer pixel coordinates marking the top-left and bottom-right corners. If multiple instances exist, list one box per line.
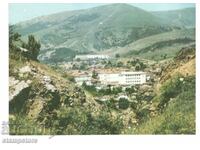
left=158, top=75, right=183, bottom=109
left=125, top=86, right=135, bottom=95
left=43, top=107, right=124, bottom=135
left=118, top=98, right=129, bottom=109
left=22, top=35, right=41, bottom=61
left=9, top=115, right=45, bottom=135
left=115, top=53, right=120, bottom=58
left=136, top=108, right=149, bottom=123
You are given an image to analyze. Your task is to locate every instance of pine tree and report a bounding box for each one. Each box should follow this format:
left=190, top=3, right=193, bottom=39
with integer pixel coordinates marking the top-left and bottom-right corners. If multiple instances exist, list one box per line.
left=26, top=35, right=41, bottom=60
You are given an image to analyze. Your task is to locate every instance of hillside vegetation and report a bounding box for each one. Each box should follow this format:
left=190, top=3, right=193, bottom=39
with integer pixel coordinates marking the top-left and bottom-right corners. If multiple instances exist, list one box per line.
left=13, top=4, right=195, bottom=63
left=106, top=28, right=195, bottom=60
left=127, top=47, right=196, bottom=134
left=9, top=35, right=196, bottom=134
left=9, top=4, right=196, bottom=135
left=152, top=7, right=195, bottom=28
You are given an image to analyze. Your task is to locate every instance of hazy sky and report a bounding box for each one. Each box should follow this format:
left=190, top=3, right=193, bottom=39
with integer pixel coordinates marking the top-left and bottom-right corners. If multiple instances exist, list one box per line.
left=9, top=3, right=195, bottom=24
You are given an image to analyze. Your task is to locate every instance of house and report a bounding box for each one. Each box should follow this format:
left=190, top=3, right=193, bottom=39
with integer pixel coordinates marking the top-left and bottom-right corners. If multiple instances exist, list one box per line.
left=75, top=55, right=110, bottom=61
left=98, top=73, right=119, bottom=85
left=98, top=71, right=146, bottom=86
left=74, top=75, right=92, bottom=86
left=69, top=70, right=93, bottom=86
left=119, top=72, right=146, bottom=85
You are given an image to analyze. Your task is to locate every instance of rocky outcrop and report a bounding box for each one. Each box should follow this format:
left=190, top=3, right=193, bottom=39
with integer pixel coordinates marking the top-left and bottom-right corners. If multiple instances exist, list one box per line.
left=9, top=77, right=31, bottom=101
left=160, top=47, right=195, bottom=83
left=42, top=76, right=56, bottom=92
left=9, top=61, right=87, bottom=120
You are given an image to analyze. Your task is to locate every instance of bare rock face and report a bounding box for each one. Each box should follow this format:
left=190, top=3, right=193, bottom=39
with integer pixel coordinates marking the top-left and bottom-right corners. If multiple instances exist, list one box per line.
left=19, top=66, right=32, bottom=73
left=9, top=61, right=87, bottom=124
left=41, top=76, right=56, bottom=92
left=9, top=77, right=31, bottom=102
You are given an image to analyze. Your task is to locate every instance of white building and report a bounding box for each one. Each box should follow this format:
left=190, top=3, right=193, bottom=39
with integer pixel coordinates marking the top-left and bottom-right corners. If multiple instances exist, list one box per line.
left=98, top=73, right=119, bottom=85
left=99, top=71, right=146, bottom=86
left=75, top=55, right=110, bottom=61
left=74, top=75, right=92, bottom=86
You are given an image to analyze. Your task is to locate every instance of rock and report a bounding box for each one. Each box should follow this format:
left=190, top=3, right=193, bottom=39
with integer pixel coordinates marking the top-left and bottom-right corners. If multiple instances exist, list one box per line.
left=41, top=76, right=56, bottom=92
left=19, top=66, right=32, bottom=73
left=140, top=84, right=152, bottom=91
left=149, top=105, right=156, bottom=111
left=27, top=80, right=32, bottom=84
left=129, top=95, right=136, bottom=102
left=43, top=76, right=51, bottom=83
left=9, top=77, right=31, bottom=101
left=9, top=77, right=19, bottom=87
left=19, top=47, right=28, bottom=52
left=45, top=83, right=56, bottom=92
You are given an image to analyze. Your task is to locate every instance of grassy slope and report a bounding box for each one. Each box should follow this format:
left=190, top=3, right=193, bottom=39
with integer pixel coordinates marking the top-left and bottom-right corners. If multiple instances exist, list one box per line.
left=125, top=49, right=196, bottom=134
left=101, top=28, right=195, bottom=60
left=152, top=7, right=195, bottom=27
left=133, top=75, right=195, bottom=134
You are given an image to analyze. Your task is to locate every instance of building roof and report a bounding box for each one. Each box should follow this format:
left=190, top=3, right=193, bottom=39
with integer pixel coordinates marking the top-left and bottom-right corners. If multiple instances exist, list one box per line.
left=120, top=71, right=146, bottom=75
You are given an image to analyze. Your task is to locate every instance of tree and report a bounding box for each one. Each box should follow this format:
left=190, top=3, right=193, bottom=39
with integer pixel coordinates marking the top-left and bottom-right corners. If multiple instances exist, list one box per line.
left=76, top=58, right=81, bottom=62
left=115, top=53, right=120, bottom=58
left=79, top=63, right=86, bottom=70
left=117, top=61, right=123, bottom=67
left=82, top=81, right=87, bottom=87
left=125, top=86, right=135, bottom=95
left=105, top=61, right=112, bottom=68
left=72, top=64, right=78, bottom=70
left=162, top=54, right=167, bottom=59
left=135, top=63, right=141, bottom=71
left=118, top=98, right=129, bottom=109
left=9, top=25, right=21, bottom=51
left=24, top=35, right=41, bottom=60
left=139, top=62, right=146, bottom=70
left=92, top=70, right=98, bottom=79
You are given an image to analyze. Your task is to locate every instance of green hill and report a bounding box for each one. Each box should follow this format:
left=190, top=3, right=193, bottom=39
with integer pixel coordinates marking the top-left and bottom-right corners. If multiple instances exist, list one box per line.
left=101, top=28, right=195, bottom=60
left=152, top=7, right=195, bottom=28
left=13, top=4, right=195, bottom=63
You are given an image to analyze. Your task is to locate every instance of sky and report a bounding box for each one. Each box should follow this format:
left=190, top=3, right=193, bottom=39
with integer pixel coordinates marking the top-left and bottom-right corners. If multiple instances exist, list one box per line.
left=9, top=3, right=195, bottom=24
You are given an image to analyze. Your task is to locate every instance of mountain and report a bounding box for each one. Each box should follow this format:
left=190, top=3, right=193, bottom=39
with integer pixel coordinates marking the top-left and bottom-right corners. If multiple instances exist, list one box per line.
left=15, top=4, right=165, bottom=48
left=13, top=4, right=195, bottom=63
left=152, top=7, right=195, bottom=28
left=101, top=28, right=195, bottom=60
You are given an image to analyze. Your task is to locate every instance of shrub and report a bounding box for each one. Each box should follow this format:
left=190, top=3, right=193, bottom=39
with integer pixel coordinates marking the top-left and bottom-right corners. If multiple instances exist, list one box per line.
left=22, top=35, right=41, bottom=61
left=158, top=75, right=183, bottom=109
left=118, top=98, right=129, bottom=109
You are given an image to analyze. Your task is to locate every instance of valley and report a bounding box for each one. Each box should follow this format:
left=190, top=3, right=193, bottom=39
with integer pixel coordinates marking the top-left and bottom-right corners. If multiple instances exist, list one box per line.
left=9, top=3, right=196, bottom=135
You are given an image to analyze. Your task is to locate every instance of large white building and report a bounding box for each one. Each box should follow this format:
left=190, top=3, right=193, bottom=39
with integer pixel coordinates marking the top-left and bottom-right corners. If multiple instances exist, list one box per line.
left=74, top=75, right=92, bottom=86
left=75, top=55, right=110, bottom=61
left=99, top=71, right=146, bottom=86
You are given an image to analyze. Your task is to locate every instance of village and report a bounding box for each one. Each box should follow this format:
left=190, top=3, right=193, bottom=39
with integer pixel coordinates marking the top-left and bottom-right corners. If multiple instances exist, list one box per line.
left=56, top=54, right=165, bottom=107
